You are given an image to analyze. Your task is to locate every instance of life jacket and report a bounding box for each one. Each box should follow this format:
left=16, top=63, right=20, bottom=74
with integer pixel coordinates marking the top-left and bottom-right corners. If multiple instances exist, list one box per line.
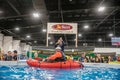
left=117, top=56, right=120, bottom=61
left=34, top=57, right=43, bottom=61
left=46, top=51, right=62, bottom=60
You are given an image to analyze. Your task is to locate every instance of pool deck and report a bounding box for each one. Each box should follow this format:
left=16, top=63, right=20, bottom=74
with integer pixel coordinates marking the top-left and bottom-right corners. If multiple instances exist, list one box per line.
left=0, top=60, right=27, bottom=66
left=83, top=63, right=120, bottom=68
left=0, top=60, right=120, bottom=68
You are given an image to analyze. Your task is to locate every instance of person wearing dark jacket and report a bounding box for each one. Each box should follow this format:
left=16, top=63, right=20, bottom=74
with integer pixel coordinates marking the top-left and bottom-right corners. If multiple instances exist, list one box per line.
left=5, top=51, right=12, bottom=61
left=12, top=50, right=18, bottom=61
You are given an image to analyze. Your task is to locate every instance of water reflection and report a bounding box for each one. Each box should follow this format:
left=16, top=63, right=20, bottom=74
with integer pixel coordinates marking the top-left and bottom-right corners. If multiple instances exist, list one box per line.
left=0, top=66, right=120, bottom=80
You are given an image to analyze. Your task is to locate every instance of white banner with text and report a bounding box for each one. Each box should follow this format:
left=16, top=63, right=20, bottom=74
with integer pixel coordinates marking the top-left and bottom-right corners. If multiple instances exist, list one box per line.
left=47, top=23, right=77, bottom=34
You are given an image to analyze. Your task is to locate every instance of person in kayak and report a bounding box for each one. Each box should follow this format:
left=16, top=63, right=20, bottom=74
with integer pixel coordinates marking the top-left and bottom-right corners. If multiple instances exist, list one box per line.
left=45, top=46, right=64, bottom=62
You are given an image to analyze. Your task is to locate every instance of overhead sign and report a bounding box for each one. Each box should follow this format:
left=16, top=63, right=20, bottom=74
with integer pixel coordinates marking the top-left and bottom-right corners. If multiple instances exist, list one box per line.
left=47, top=23, right=77, bottom=34
left=111, top=37, right=120, bottom=45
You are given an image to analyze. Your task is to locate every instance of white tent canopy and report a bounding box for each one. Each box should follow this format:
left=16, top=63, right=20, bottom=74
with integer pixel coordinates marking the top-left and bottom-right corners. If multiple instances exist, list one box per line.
left=0, top=33, right=4, bottom=50
left=93, top=48, right=120, bottom=55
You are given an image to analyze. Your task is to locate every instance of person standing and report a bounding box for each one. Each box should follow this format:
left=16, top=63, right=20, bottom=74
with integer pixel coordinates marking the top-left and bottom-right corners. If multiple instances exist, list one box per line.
left=55, top=37, right=65, bottom=52
left=59, top=37, right=65, bottom=52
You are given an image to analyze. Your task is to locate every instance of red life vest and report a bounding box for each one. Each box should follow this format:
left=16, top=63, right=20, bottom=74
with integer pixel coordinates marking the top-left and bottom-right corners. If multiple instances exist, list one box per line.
left=46, top=51, right=62, bottom=60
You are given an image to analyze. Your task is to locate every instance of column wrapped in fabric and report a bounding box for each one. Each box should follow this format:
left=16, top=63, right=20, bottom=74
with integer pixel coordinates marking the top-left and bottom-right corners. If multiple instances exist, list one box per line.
left=13, top=40, right=21, bottom=54
left=0, top=33, right=4, bottom=50
left=3, top=36, right=13, bottom=54
left=20, top=43, right=26, bottom=53
left=25, top=45, right=30, bottom=52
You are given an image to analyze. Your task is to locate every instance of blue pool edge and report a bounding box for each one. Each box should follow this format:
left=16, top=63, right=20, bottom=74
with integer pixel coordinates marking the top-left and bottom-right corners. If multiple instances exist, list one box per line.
left=0, top=61, right=120, bottom=68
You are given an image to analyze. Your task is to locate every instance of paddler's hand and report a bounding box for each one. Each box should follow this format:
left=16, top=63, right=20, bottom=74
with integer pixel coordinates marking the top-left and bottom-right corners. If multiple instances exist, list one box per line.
left=42, top=59, right=46, bottom=62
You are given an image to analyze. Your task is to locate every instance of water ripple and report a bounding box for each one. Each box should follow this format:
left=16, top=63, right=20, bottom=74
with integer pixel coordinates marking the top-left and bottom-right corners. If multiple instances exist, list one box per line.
left=0, top=66, right=120, bottom=80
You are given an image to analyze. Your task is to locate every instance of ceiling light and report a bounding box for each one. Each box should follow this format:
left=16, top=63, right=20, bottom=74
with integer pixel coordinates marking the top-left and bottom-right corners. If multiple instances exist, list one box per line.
left=26, top=35, right=31, bottom=38
left=98, top=6, right=105, bottom=12
left=50, top=42, right=53, bottom=44
left=48, top=37, right=51, bottom=40
left=34, top=41, right=37, bottom=43
left=15, top=27, right=20, bottom=31
left=74, top=39, right=76, bottom=41
left=72, top=49, right=74, bottom=52
left=98, top=38, right=102, bottom=42
left=69, top=0, right=72, bottom=1
left=84, top=25, right=89, bottom=29
left=42, top=29, right=46, bottom=32
left=33, top=12, right=40, bottom=18
left=83, top=43, right=87, bottom=46
left=28, top=42, right=32, bottom=45
left=78, top=33, right=82, bottom=37
left=108, top=33, right=113, bottom=37
left=0, top=11, right=3, bottom=13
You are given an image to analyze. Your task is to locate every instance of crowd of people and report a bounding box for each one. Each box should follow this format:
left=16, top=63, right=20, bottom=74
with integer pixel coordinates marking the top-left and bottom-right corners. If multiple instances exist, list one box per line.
left=0, top=49, right=119, bottom=63
left=78, top=53, right=118, bottom=63
left=0, top=50, right=18, bottom=61
left=0, top=37, right=120, bottom=63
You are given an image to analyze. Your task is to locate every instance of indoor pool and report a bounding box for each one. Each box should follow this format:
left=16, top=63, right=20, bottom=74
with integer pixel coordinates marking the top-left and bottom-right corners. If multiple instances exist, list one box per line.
left=0, top=65, right=120, bottom=80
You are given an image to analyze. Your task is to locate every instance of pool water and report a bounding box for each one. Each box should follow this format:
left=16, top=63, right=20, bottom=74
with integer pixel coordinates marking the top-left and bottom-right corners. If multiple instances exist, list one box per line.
left=0, top=65, right=120, bottom=80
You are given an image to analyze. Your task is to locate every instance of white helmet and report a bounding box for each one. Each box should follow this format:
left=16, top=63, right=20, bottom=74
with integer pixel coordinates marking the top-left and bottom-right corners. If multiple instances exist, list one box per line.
left=55, top=46, right=61, bottom=50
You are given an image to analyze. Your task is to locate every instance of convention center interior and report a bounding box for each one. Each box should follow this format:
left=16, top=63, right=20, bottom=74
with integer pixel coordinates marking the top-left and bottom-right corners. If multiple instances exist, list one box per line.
left=0, top=0, right=120, bottom=80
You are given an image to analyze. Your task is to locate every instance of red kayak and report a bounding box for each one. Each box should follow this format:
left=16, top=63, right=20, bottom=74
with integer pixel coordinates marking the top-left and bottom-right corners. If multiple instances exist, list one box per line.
left=26, top=59, right=84, bottom=69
